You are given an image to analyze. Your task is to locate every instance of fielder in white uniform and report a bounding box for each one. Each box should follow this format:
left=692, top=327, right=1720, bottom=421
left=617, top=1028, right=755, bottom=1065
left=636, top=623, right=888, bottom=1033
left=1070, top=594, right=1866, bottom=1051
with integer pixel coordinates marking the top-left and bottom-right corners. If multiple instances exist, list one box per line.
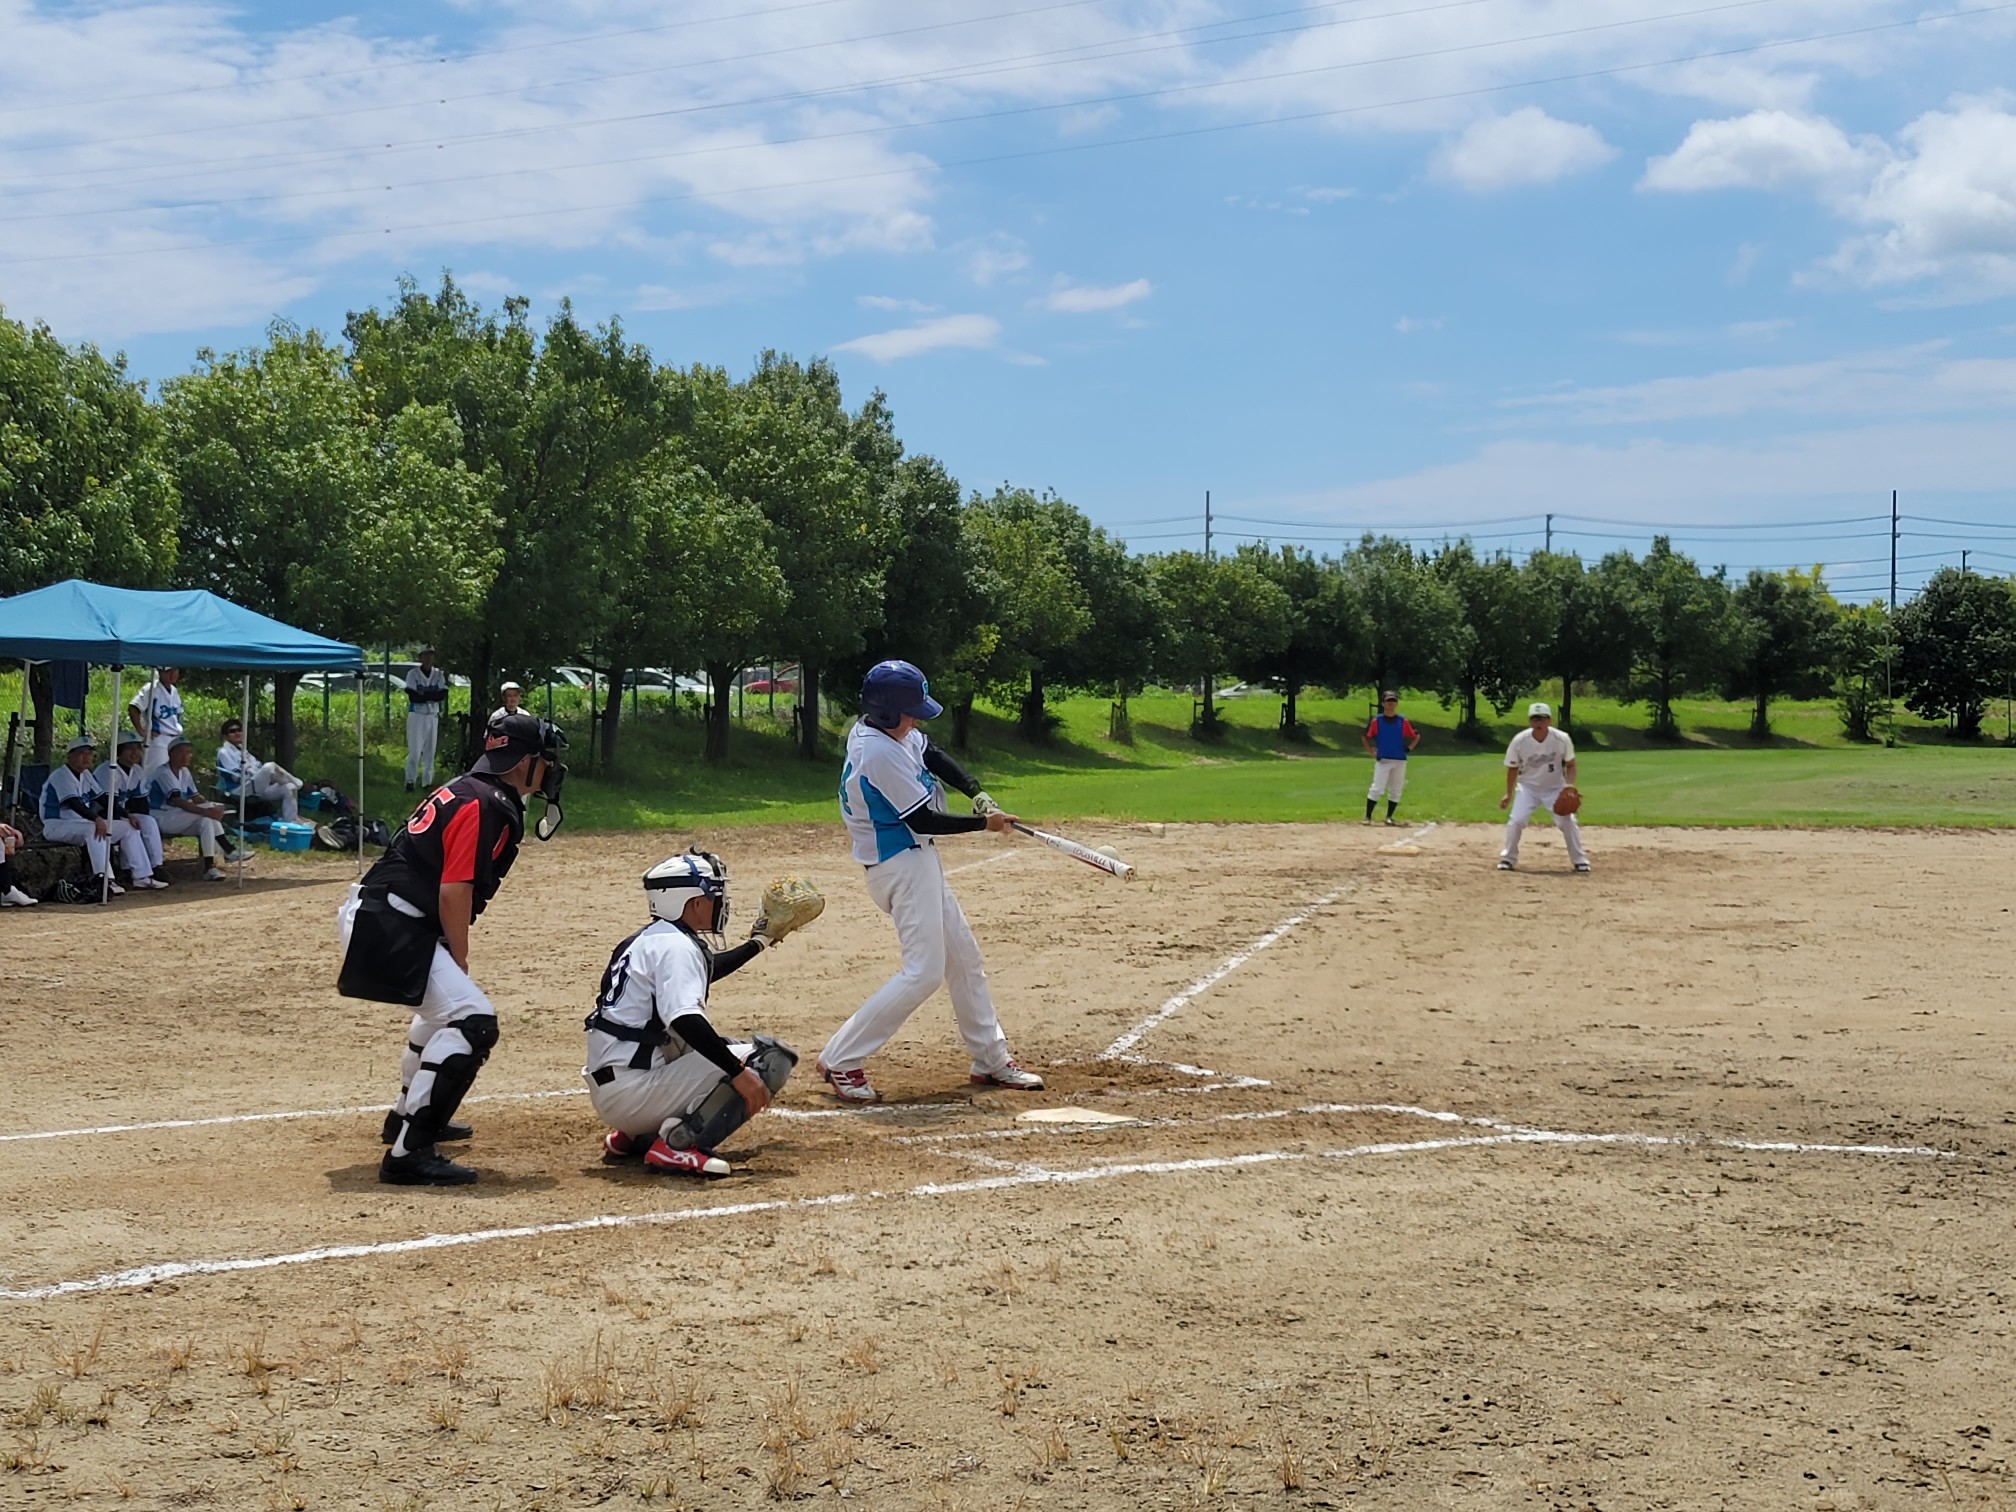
left=816, top=659, right=1044, bottom=1104
left=217, top=717, right=303, bottom=820
left=96, top=731, right=168, bottom=888
left=127, top=668, right=184, bottom=771
left=586, top=851, right=806, bottom=1176
left=404, top=649, right=448, bottom=791
left=1498, top=702, right=1589, bottom=872
left=41, top=735, right=153, bottom=893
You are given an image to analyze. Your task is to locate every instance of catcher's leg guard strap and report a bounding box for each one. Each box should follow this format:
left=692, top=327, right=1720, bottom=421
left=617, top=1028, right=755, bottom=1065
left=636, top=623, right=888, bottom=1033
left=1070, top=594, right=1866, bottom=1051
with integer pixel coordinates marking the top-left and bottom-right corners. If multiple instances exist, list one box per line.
left=407, top=1016, right=498, bottom=1147
left=666, top=1036, right=798, bottom=1151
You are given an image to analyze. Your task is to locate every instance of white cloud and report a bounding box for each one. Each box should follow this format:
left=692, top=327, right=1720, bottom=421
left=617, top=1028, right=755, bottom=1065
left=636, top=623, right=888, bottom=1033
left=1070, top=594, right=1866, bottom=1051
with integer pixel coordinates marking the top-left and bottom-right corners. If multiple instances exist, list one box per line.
left=1642, top=110, right=1885, bottom=199
left=1295, top=185, right=1357, bottom=203
left=1430, top=108, right=1615, bottom=192
left=1032, top=277, right=1151, bottom=314
left=857, top=294, right=936, bottom=312
left=964, top=236, right=1031, bottom=287
left=1394, top=316, right=1444, bottom=335
left=833, top=313, right=999, bottom=362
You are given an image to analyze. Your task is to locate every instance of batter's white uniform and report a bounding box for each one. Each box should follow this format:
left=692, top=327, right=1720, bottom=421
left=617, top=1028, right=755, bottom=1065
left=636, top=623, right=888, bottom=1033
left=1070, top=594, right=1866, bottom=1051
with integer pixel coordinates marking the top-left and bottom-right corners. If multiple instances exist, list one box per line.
left=128, top=679, right=183, bottom=770
left=40, top=764, right=153, bottom=879
left=143, top=760, right=227, bottom=860
left=821, top=721, right=1012, bottom=1076
left=583, top=920, right=754, bottom=1141
left=1501, top=727, right=1588, bottom=867
left=404, top=667, right=447, bottom=787
left=96, top=757, right=164, bottom=873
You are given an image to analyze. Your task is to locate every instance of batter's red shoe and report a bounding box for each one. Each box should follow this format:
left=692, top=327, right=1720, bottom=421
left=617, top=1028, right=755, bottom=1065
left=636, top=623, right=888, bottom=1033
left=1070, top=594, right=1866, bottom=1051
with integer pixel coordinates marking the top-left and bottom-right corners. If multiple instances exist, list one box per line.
left=816, top=1060, right=880, bottom=1104
left=644, top=1139, right=730, bottom=1177
left=602, top=1129, right=646, bottom=1161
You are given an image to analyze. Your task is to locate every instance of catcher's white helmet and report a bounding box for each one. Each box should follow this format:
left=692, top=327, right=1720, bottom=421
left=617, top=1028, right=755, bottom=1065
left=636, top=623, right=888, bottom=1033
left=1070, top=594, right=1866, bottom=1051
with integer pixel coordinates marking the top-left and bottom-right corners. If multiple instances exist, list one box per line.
left=644, top=849, right=729, bottom=933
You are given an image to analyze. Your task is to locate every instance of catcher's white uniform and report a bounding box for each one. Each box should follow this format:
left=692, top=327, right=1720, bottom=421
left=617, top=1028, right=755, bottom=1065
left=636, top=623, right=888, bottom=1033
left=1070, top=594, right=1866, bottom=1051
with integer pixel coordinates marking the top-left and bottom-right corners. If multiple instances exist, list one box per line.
left=1501, top=727, right=1587, bottom=867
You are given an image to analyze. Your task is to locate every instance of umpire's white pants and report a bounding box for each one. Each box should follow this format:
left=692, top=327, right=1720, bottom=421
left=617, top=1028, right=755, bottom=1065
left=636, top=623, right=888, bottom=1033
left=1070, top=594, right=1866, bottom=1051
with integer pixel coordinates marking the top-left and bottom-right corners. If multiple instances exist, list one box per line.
left=1502, top=783, right=1588, bottom=866
left=42, top=816, right=153, bottom=880
left=587, top=1042, right=755, bottom=1143
left=820, top=844, right=1012, bottom=1076
left=337, top=885, right=497, bottom=1123
left=1367, top=759, right=1407, bottom=801
left=153, top=807, right=225, bottom=859
left=405, top=713, right=440, bottom=787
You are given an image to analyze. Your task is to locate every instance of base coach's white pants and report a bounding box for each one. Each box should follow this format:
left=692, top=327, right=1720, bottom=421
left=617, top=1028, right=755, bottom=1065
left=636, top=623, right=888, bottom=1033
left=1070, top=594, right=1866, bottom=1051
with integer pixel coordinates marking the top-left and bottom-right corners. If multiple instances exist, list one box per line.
left=42, top=816, right=153, bottom=879
left=1367, top=758, right=1407, bottom=801
left=405, top=711, right=440, bottom=787
left=588, top=1041, right=756, bottom=1143
left=1502, top=783, right=1588, bottom=866
left=820, top=844, right=1012, bottom=1076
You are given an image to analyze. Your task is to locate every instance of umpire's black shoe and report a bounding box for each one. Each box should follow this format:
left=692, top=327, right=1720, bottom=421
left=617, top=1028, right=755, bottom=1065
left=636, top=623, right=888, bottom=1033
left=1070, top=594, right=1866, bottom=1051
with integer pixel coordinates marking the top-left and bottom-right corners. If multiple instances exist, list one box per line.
left=379, top=1146, right=478, bottom=1186
left=380, top=1110, right=473, bottom=1145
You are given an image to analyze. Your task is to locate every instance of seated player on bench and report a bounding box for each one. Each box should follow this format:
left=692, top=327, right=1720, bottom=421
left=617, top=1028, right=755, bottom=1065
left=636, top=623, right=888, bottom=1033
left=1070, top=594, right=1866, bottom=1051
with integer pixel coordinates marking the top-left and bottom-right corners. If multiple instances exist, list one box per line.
left=586, top=850, right=823, bottom=1176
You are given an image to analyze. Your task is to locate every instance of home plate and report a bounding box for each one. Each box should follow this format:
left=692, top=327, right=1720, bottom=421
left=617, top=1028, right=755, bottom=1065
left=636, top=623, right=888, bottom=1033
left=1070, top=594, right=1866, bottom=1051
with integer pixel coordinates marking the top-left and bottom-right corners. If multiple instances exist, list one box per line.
left=1015, top=1107, right=1145, bottom=1128
left=1377, top=842, right=1423, bottom=856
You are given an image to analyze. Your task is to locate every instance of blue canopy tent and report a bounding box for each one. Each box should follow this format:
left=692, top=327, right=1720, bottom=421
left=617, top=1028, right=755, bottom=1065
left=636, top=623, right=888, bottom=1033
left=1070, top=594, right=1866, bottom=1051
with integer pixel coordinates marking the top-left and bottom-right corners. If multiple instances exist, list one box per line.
left=0, top=579, right=367, bottom=889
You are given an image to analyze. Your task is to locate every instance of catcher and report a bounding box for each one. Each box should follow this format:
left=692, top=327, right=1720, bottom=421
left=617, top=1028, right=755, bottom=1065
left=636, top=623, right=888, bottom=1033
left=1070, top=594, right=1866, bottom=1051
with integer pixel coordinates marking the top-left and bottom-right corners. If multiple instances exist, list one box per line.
left=586, top=851, right=823, bottom=1176
left=1496, top=701, right=1590, bottom=873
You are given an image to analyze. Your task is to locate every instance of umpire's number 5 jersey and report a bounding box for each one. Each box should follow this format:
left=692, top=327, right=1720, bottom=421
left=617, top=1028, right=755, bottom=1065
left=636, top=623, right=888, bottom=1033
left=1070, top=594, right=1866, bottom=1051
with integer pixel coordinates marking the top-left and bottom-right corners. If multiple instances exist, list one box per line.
left=363, top=773, right=524, bottom=926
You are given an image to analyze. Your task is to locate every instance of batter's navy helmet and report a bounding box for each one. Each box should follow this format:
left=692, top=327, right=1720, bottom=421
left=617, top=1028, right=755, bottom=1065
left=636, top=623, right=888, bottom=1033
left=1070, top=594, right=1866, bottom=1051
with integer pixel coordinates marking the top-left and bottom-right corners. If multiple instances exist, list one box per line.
left=861, top=660, right=942, bottom=728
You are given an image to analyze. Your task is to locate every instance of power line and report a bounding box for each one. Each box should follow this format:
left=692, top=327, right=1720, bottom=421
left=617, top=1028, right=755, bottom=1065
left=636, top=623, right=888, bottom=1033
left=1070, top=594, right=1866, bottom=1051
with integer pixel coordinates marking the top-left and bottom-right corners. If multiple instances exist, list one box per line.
left=8, top=0, right=1992, bottom=267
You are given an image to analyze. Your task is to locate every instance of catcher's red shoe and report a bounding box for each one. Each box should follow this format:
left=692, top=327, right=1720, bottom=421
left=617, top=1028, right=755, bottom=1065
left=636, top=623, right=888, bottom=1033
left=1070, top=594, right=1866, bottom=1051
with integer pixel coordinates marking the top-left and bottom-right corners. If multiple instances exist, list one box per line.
left=602, top=1129, right=646, bottom=1161
left=644, top=1139, right=730, bottom=1177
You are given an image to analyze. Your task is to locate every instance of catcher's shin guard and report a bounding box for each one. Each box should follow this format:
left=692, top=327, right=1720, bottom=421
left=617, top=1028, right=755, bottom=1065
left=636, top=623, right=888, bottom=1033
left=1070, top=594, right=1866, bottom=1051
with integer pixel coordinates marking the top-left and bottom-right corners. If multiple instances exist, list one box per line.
left=406, top=1016, right=498, bottom=1148
left=665, top=1035, right=798, bottom=1152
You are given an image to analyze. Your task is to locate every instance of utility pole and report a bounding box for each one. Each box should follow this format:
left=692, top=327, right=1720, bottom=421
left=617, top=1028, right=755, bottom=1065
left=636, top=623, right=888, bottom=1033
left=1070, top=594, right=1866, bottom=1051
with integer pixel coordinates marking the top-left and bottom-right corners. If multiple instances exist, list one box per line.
left=1961, top=549, right=1971, bottom=577
left=1886, top=490, right=1898, bottom=749
left=1545, top=513, right=1553, bottom=553
left=1204, top=489, right=1213, bottom=560
left=1200, top=489, right=1215, bottom=735
left=1889, top=490, right=1898, bottom=612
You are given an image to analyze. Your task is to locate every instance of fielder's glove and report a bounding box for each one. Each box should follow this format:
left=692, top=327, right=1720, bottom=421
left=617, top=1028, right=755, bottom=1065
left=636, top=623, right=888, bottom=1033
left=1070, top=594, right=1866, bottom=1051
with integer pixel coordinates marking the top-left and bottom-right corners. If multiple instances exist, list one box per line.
left=750, top=875, right=825, bottom=948
left=971, top=791, right=999, bottom=817
left=1552, top=786, right=1582, bottom=817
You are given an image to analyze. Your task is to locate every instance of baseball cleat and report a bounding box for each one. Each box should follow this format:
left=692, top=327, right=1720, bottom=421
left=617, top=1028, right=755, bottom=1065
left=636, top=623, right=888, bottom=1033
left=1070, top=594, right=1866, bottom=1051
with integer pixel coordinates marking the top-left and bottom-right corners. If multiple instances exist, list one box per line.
left=644, top=1139, right=731, bottom=1177
left=1573, top=862, right=1592, bottom=873
left=134, top=876, right=170, bottom=889
left=203, top=866, right=229, bottom=881
left=816, top=1060, right=880, bottom=1104
left=103, top=877, right=126, bottom=896
left=1, top=886, right=37, bottom=907
left=971, top=1060, right=1046, bottom=1091
left=380, top=1110, right=471, bottom=1145
left=378, top=1147, right=478, bottom=1186
left=1495, top=858, right=1516, bottom=871
left=601, top=1129, right=647, bottom=1161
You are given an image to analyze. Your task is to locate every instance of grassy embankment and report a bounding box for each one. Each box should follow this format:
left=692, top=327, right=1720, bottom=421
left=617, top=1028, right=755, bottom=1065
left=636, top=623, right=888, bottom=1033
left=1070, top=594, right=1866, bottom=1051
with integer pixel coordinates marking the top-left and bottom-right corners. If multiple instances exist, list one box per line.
left=5, top=670, right=2013, bottom=830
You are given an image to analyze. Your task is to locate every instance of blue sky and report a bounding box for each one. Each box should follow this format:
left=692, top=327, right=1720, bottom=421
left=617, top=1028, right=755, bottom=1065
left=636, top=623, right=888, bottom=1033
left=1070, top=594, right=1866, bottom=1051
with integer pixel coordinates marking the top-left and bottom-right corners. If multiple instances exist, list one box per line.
left=4, top=0, right=2014, bottom=598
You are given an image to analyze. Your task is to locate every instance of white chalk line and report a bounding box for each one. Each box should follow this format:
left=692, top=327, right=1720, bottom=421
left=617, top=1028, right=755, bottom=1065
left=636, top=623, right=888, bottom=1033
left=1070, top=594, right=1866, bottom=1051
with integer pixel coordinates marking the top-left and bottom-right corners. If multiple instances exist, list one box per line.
left=944, top=850, right=1018, bottom=877
left=0, top=1087, right=591, bottom=1145
left=1099, top=884, right=1351, bottom=1061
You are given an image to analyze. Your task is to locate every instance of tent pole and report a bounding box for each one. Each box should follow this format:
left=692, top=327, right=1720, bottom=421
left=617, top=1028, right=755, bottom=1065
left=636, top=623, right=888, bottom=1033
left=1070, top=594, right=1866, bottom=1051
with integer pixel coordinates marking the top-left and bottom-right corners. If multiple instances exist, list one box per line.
left=239, top=677, right=251, bottom=889
left=105, top=665, right=122, bottom=903
left=7, top=660, right=27, bottom=820
left=356, top=666, right=365, bottom=876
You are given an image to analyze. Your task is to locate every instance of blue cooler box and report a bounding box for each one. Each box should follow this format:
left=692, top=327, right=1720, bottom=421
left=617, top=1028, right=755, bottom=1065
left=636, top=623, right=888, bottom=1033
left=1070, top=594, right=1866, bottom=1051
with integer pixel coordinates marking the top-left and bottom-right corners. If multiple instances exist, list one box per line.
left=268, top=820, right=315, bottom=852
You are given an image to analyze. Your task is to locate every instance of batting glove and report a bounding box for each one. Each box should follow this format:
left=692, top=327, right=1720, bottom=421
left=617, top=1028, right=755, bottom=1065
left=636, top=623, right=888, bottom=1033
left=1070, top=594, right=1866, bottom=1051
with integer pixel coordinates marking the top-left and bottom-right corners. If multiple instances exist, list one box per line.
left=972, top=791, right=999, bottom=816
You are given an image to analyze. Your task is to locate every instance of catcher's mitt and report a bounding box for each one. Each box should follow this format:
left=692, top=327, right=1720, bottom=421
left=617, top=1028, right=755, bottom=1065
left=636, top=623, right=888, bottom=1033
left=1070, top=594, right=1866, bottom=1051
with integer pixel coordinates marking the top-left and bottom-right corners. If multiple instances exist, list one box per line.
left=751, top=875, right=824, bottom=947
left=1552, top=786, right=1582, bottom=817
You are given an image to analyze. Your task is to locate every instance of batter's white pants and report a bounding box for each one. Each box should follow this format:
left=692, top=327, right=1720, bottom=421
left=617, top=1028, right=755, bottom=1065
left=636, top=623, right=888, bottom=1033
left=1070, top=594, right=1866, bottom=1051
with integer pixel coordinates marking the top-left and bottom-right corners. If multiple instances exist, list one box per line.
left=41, top=816, right=154, bottom=881
left=1501, top=783, right=1588, bottom=866
left=152, top=807, right=225, bottom=859
left=337, top=885, right=497, bottom=1137
left=242, top=763, right=302, bottom=821
left=820, top=844, right=1013, bottom=1076
left=405, top=713, right=440, bottom=787
left=587, top=1041, right=756, bottom=1143
left=1367, top=759, right=1407, bottom=801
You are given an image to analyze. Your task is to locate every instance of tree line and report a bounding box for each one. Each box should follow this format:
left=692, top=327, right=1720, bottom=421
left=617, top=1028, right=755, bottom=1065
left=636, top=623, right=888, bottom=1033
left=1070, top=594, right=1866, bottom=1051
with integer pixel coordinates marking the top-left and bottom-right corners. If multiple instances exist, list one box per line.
left=6, top=275, right=2011, bottom=770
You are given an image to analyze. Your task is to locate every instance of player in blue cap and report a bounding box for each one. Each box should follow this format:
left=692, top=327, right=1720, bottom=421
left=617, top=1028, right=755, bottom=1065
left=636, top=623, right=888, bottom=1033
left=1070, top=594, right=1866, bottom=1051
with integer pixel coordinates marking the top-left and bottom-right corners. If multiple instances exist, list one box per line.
left=815, top=660, right=1045, bottom=1103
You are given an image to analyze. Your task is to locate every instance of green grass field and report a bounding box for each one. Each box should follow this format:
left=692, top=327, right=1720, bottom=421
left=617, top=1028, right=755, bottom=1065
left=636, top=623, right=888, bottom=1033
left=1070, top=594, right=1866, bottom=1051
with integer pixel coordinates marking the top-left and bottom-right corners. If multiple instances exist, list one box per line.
left=6, top=671, right=2012, bottom=830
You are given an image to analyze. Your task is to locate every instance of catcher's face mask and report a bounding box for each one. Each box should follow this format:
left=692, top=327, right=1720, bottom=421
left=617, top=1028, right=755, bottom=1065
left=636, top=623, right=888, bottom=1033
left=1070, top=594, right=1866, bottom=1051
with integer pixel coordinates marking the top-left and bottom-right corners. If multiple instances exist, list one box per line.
left=533, top=722, right=569, bottom=841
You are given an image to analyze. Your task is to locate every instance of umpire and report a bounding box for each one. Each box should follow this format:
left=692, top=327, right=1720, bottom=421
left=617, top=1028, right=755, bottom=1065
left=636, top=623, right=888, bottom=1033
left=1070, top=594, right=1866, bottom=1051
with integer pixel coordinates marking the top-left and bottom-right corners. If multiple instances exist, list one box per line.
left=337, top=712, right=568, bottom=1186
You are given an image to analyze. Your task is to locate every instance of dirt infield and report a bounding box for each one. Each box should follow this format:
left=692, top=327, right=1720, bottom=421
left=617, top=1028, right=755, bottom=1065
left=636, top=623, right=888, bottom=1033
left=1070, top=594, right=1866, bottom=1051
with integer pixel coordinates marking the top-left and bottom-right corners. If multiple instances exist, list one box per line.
left=1, top=820, right=2010, bottom=1510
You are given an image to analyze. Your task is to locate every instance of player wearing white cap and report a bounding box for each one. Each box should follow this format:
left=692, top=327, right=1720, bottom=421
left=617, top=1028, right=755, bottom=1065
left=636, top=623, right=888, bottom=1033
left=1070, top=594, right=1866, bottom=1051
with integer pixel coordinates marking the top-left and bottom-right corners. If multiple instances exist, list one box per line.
left=1497, top=702, right=1589, bottom=873
left=97, top=731, right=168, bottom=889
left=145, top=737, right=247, bottom=881
left=488, top=681, right=524, bottom=724
left=814, top=659, right=1044, bottom=1104
left=41, top=735, right=153, bottom=894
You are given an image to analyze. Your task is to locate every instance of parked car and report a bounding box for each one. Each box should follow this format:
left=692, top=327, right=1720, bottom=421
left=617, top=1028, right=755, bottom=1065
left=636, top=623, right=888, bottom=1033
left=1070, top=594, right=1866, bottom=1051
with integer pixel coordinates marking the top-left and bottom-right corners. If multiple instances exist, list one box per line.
left=744, top=677, right=797, bottom=695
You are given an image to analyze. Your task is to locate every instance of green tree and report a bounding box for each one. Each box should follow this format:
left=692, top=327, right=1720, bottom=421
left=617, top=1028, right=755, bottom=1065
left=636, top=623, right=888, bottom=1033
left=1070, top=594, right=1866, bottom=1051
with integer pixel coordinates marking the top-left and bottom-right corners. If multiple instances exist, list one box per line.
left=962, top=492, right=1090, bottom=741
left=1343, top=536, right=1463, bottom=710
left=1730, top=566, right=1840, bottom=738
left=162, top=322, right=494, bottom=765
left=1431, top=541, right=1550, bottom=737
left=1628, top=537, right=1737, bottom=740
left=1896, top=568, right=2016, bottom=740
left=1149, top=551, right=1292, bottom=735
left=848, top=454, right=982, bottom=696
left=1831, top=599, right=1893, bottom=742
left=1052, top=530, right=1163, bottom=742
left=1526, top=550, right=1640, bottom=733
left=1231, top=545, right=1362, bottom=737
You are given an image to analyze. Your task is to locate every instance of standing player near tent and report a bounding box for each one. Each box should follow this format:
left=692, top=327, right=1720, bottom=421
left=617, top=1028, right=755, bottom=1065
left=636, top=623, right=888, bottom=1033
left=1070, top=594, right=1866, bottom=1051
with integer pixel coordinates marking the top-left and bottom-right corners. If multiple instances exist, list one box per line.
left=814, top=659, right=1044, bottom=1104
left=404, top=648, right=447, bottom=792
left=127, top=667, right=183, bottom=769
left=337, top=713, right=568, bottom=1186
left=1360, top=692, right=1420, bottom=826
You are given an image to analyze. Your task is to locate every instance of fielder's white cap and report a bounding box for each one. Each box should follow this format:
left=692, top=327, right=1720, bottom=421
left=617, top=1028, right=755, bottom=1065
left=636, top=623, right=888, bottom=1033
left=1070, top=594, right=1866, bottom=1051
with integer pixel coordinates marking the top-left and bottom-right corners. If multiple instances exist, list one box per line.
left=501, top=680, right=522, bottom=692
left=65, top=733, right=98, bottom=753
left=1528, top=701, right=1553, bottom=718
